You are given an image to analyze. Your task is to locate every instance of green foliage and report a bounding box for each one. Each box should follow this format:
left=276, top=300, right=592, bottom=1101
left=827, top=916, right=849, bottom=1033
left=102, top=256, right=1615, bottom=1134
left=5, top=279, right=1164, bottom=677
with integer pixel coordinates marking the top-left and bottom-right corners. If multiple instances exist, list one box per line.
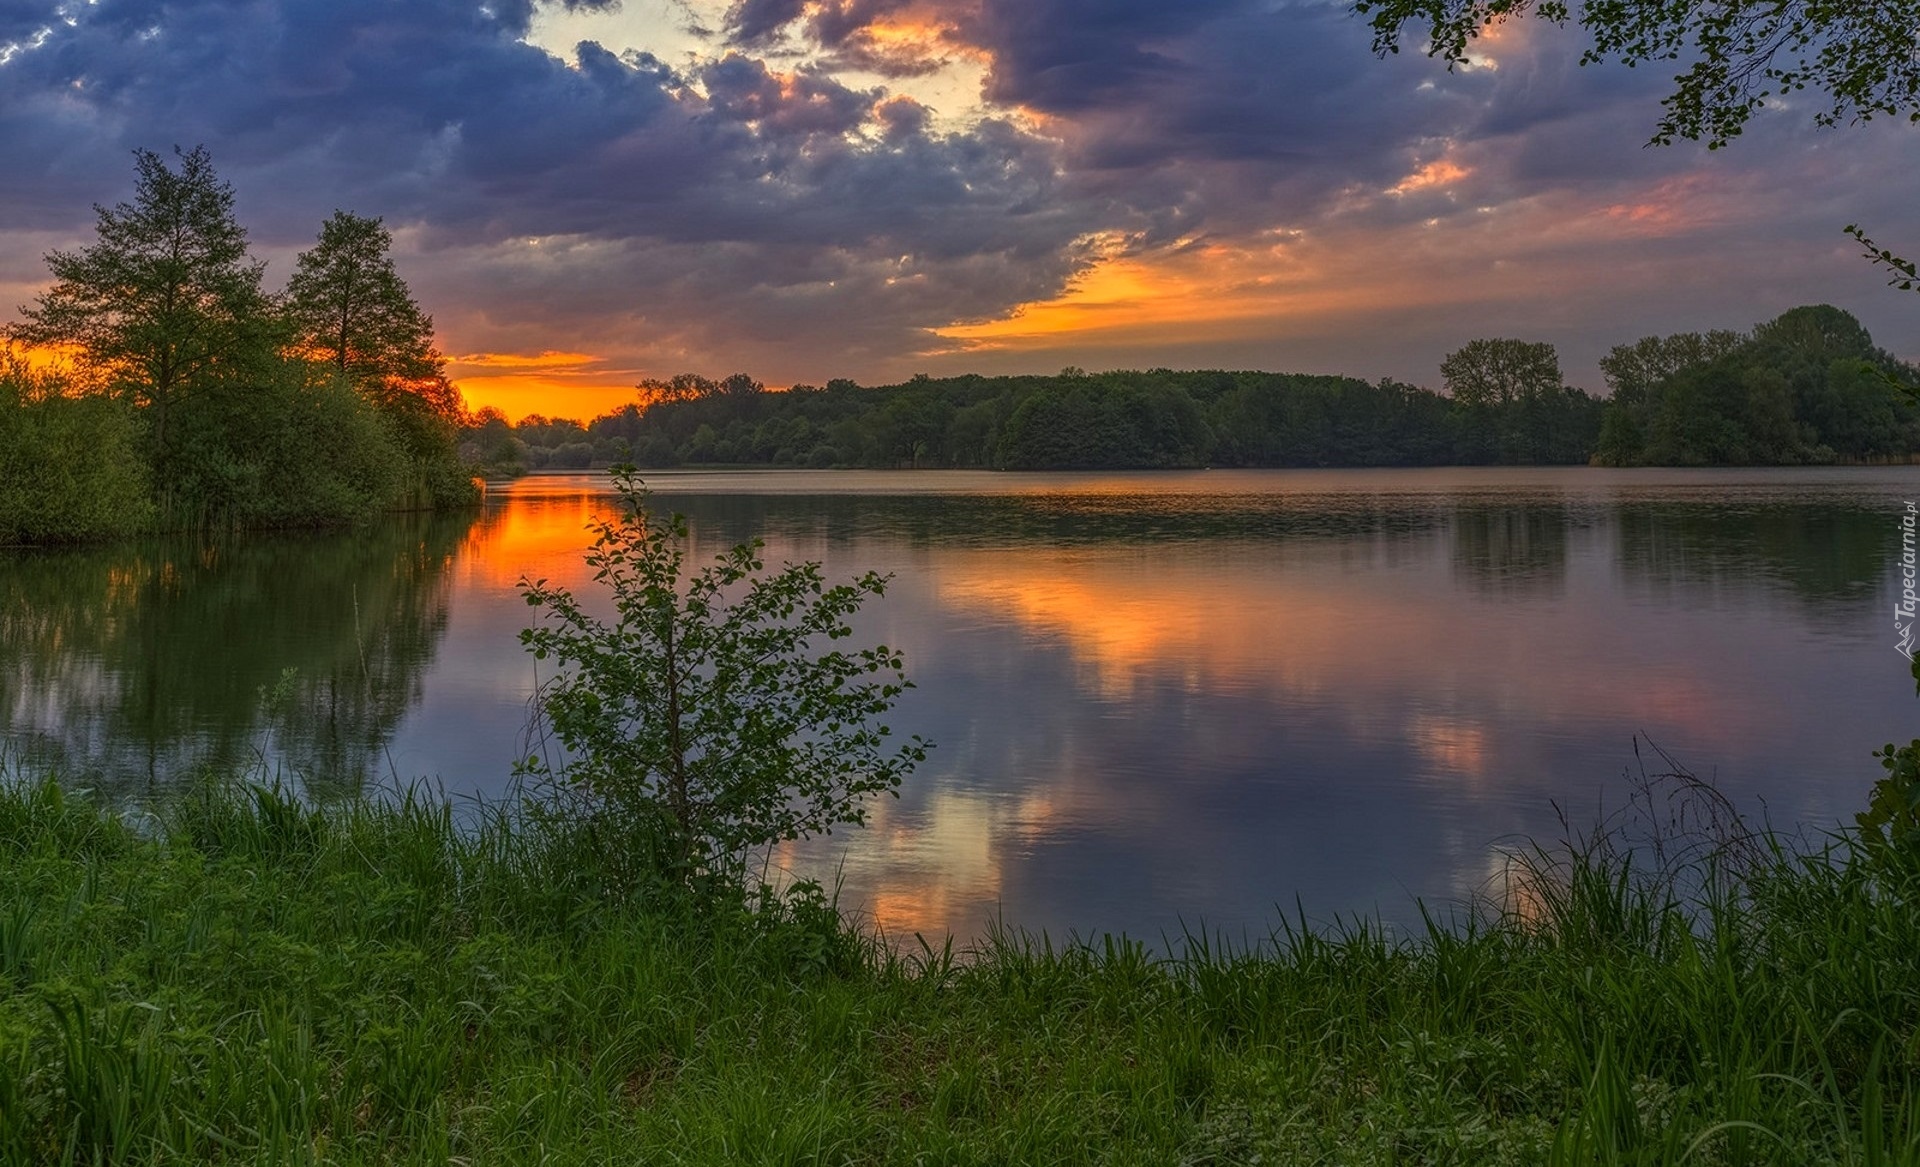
left=1861, top=657, right=1920, bottom=861
left=517, top=468, right=929, bottom=886
left=7, top=146, right=276, bottom=462
left=1850, top=224, right=1920, bottom=294
left=0, top=767, right=1917, bottom=1163
left=1354, top=0, right=1920, bottom=148
left=1594, top=306, right=1920, bottom=465
left=285, top=211, right=441, bottom=389
left=379, top=393, right=481, bottom=509
left=459, top=406, right=528, bottom=478
left=1440, top=338, right=1606, bottom=463
left=549, top=364, right=1612, bottom=472
left=999, top=381, right=1211, bottom=468
left=282, top=210, right=472, bottom=509
left=1, top=149, right=474, bottom=541
left=1441, top=337, right=1562, bottom=409
left=499, top=307, right=1899, bottom=475
left=162, top=358, right=405, bottom=528
left=0, top=361, right=153, bottom=544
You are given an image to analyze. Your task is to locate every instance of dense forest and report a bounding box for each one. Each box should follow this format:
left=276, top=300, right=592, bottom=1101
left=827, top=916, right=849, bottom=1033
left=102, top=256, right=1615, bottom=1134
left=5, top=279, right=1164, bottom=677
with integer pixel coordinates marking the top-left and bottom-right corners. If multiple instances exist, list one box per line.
left=0, top=148, right=474, bottom=545
left=466, top=306, right=1918, bottom=476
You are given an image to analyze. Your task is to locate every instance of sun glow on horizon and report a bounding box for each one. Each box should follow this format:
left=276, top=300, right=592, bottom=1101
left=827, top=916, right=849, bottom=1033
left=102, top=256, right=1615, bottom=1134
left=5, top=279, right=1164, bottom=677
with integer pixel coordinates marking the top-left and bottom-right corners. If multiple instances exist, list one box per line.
left=448, top=350, right=642, bottom=422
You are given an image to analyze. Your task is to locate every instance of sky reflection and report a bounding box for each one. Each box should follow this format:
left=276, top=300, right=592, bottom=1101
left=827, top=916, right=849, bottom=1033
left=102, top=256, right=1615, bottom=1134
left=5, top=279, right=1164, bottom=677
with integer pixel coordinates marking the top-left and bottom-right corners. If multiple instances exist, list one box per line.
left=3, top=467, right=1912, bottom=945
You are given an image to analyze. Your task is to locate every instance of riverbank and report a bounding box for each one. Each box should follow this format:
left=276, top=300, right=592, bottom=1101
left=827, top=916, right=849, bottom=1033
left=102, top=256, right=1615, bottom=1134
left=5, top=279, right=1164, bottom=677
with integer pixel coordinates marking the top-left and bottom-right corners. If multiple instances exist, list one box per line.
left=2, top=778, right=1914, bottom=1165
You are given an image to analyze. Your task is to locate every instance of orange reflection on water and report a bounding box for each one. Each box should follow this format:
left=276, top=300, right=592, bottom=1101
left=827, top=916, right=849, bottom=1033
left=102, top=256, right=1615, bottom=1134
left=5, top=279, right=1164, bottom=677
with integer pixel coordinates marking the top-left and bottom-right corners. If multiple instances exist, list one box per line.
left=934, top=547, right=1360, bottom=702
left=462, top=484, right=1802, bottom=944
left=458, top=492, right=612, bottom=591
left=929, top=543, right=1767, bottom=757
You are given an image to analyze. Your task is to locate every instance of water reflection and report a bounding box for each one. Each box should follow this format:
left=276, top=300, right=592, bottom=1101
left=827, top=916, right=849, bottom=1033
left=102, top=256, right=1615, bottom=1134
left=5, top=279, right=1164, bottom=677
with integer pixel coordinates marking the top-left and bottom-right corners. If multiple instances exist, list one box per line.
left=1451, top=504, right=1574, bottom=596
left=0, top=513, right=471, bottom=792
left=2, top=467, right=1913, bottom=944
left=1614, top=503, right=1892, bottom=613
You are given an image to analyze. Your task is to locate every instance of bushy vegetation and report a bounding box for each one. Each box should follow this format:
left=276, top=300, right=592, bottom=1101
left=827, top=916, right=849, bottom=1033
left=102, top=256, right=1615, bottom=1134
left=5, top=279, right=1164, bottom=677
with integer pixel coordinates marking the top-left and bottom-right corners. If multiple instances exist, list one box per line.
left=0, top=147, right=475, bottom=544
left=0, top=359, right=153, bottom=544
left=472, top=366, right=1600, bottom=475
left=468, top=305, right=1916, bottom=474
left=517, top=471, right=929, bottom=888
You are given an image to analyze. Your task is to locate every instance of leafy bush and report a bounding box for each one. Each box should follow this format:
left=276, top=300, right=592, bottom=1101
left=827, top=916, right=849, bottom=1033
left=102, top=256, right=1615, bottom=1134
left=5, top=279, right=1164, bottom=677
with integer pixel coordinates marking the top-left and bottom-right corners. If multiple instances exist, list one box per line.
left=0, top=362, right=153, bottom=543
left=518, top=468, right=930, bottom=888
left=162, top=359, right=405, bottom=528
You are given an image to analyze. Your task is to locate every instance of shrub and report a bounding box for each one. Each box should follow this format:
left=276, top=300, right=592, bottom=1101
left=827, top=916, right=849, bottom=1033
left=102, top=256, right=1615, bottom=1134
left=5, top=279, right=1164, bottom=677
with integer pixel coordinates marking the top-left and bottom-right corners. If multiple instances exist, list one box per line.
left=0, top=362, right=153, bottom=543
left=518, top=467, right=929, bottom=888
left=162, top=359, right=404, bottom=528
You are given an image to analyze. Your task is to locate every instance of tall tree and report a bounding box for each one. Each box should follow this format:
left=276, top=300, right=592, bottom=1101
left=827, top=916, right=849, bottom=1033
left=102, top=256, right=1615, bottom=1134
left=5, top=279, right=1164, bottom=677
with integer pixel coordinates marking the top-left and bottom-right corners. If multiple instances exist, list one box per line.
left=1440, top=338, right=1561, bottom=408
left=282, top=212, right=476, bottom=508
left=283, top=211, right=461, bottom=420
left=1442, top=338, right=1574, bottom=463
left=285, top=211, right=429, bottom=381
left=282, top=209, right=462, bottom=418
left=1600, top=330, right=1747, bottom=406
left=8, top=146, right=272, bottom=456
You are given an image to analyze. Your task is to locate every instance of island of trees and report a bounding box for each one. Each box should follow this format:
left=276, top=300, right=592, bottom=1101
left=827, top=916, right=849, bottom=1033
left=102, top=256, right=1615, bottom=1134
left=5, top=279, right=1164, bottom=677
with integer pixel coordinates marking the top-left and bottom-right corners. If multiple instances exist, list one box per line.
left=0, top=147, right=474, bottom=545
left=468, top=304, right=1919, bottom=476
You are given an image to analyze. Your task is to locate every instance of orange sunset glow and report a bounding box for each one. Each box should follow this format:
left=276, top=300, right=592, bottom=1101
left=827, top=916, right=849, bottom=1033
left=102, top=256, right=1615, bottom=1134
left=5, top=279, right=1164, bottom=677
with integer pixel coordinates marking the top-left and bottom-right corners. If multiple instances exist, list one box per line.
left=447, top=351, right=643, bottom=421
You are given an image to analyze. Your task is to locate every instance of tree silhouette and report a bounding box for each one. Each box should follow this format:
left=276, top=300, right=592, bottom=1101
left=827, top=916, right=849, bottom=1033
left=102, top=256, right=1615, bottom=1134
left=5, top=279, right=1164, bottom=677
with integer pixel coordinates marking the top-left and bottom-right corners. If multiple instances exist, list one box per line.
left=8, top=146, right=273, bottom=459
left=284, top=211, right=461, bottom=421
left=1441, top=338, right=1561, bottom=409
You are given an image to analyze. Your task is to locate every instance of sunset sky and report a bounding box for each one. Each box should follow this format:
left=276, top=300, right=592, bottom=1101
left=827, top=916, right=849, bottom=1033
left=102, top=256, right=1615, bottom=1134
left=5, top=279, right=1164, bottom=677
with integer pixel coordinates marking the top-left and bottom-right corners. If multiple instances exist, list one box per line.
left=2, top=0, right=1916, bottom=421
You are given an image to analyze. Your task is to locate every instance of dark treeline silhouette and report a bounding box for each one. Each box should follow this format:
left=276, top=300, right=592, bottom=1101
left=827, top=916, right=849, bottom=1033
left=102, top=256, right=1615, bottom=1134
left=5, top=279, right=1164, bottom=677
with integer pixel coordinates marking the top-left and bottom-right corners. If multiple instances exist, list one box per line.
left=471, top=365, right=1599, bottom=474
left=467, top=305, right=1916, bottom=476
left=1, top=147, right=475, bottom=545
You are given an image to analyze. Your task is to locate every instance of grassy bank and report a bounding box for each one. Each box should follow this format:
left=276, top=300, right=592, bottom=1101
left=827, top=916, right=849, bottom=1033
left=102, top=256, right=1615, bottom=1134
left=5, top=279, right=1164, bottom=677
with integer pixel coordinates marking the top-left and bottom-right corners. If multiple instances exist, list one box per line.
left=1, top=778, right=1916, bottom=1165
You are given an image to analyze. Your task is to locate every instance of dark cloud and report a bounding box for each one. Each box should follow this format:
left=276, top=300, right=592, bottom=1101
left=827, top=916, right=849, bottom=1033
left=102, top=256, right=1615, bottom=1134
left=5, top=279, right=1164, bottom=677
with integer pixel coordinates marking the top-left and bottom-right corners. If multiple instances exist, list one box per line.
left=1, top=0, right=1915, bottom=392
left=724, top=0, right=806, bottom=46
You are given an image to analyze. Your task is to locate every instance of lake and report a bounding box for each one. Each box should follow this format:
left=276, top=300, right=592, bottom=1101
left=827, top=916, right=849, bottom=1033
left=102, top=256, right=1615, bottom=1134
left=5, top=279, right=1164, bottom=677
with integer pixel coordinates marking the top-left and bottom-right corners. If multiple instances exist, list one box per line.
left=2, top=467, right=1914, bottom=944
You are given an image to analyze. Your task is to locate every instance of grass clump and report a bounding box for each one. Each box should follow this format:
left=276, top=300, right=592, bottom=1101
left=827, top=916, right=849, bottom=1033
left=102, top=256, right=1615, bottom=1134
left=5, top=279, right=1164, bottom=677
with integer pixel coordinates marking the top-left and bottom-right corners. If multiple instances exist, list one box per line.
left=0, top=769, right=1916, bottom=1165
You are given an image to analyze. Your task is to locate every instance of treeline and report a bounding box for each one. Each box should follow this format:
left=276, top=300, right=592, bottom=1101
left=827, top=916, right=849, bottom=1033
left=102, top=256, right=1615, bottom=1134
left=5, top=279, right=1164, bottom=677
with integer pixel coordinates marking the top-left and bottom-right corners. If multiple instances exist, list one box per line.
left=1593, top=305, right=1920, bottom=464
left=469, top=361, right=1605, bottom=474
left=1, top=147, right=474, bottom=545
left=467, top=305, right=1916, bottom=474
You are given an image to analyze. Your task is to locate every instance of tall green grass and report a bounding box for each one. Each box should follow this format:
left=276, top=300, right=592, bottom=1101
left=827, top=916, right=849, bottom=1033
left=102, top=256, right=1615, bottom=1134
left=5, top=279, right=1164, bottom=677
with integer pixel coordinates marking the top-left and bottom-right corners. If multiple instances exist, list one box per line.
left=0, top=773, right=1914, bottom=1165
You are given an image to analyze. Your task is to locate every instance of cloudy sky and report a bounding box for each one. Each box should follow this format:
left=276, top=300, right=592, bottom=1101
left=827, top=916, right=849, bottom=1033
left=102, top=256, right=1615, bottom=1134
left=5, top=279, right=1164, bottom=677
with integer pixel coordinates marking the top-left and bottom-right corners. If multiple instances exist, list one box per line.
left=3, top=0, right=1916, bottom=420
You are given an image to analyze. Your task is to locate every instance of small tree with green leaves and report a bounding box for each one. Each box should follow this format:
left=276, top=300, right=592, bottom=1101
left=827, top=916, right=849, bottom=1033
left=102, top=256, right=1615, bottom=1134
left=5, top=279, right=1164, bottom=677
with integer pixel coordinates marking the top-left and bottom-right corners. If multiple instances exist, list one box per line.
left=518, top=469, right=928, bottom=888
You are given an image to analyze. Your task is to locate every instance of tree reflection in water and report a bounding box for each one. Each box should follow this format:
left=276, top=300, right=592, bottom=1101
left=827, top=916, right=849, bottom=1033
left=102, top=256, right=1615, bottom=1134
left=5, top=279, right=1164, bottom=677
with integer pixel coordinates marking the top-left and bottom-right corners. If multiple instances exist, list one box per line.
left=0, top=512, right=472, bottom=793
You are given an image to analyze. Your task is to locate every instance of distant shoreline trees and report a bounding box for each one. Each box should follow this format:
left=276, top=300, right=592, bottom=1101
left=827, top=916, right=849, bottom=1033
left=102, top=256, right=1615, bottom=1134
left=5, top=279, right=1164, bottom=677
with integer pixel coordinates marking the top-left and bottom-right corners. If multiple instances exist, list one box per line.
left=466, top=304, right=1915, bottom=476
left=1592, top=306, right=1920, bottom=465
left=2, top=147, right=476, bottom=544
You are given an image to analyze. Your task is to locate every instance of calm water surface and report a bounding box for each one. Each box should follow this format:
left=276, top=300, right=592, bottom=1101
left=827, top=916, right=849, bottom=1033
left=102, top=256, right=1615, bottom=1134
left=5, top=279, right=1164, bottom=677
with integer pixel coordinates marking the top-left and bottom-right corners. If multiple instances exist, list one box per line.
left=4, top=467, right=1915, bottom=942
